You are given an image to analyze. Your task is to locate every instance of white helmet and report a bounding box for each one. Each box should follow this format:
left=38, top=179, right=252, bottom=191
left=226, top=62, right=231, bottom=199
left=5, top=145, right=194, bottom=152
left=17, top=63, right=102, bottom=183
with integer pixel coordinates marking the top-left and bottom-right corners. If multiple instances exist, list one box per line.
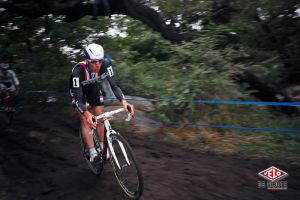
left=83, top=43, right=104, bottom=60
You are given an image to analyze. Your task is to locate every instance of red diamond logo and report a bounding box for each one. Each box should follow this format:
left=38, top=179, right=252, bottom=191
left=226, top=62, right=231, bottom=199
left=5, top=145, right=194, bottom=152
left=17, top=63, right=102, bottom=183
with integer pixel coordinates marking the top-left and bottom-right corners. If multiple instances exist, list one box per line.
left=258, top=166, right=288, bottom=182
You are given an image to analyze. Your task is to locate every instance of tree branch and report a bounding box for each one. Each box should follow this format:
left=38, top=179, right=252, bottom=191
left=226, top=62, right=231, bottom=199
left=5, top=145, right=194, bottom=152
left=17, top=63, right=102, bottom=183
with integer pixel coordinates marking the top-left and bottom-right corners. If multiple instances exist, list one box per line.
left=1, top=0, right=185, bottom=42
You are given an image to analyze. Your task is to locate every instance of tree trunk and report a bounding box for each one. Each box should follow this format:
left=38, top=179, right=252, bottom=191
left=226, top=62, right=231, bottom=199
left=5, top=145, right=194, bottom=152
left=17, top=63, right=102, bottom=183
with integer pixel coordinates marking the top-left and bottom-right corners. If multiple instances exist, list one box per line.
left=233, top=71, right=299, bottom=116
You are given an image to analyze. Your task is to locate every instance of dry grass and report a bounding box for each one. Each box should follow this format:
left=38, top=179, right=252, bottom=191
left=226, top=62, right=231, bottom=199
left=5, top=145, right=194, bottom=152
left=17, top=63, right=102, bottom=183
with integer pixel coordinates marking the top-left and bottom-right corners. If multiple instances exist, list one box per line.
left=156, top=124, right=299, bottom=162
left=109, top=110, right=300, bottom=162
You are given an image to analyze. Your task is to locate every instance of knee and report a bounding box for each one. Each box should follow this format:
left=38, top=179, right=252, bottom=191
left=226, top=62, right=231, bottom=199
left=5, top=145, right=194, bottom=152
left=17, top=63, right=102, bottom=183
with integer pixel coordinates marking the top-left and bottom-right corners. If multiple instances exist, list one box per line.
left=81, top=122, right=89, bottom=130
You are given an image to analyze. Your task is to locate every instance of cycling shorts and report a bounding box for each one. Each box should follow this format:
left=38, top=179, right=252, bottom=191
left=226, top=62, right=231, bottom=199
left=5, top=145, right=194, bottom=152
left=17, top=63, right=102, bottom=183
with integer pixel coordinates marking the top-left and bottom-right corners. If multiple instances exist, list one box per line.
left=72, top=83, right=104, bottom=109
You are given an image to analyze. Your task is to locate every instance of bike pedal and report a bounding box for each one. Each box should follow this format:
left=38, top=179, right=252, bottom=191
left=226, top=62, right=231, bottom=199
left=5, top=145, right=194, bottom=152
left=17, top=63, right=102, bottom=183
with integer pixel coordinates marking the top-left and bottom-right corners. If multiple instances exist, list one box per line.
left=92, top=155, right=103, bottom=165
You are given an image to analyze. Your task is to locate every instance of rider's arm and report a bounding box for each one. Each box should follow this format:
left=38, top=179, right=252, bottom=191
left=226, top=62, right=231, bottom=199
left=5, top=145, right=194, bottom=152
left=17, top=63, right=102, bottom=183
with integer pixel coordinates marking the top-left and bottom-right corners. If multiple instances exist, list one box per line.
left=104, top=66, right=125, bottom=102
left=70, top=66, right=87, bottom=114
left=104, top=65, right=134, bottom=115
left=9, top=70, right=20, bottom=86
left=7, top=70, right=20, bottom=95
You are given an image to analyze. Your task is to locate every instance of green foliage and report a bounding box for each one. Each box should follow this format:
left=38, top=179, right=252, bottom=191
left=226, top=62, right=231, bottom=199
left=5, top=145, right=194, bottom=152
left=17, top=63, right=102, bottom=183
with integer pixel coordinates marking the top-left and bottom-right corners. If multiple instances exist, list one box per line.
left=0, top=1, right=299, bottom=139
left=113, top=27, right=253, bottom=123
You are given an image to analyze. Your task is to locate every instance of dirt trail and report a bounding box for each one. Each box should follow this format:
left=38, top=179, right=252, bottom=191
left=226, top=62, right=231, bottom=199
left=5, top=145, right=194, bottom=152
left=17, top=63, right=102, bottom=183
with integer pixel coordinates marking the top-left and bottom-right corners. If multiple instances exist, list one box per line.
left=0, top=105, right=299, bottom=200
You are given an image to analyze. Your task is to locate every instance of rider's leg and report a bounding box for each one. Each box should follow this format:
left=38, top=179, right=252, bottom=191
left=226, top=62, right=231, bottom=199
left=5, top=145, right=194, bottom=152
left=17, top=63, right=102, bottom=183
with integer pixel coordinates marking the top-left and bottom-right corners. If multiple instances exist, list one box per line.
left=77, top=110, right=94, bottom=149
left=93, top=105, right=111, bottom=159
left=6, top=90, right=14, bottom=110
left=93, top=106, right=105, bottom=146
left=84, top=83, right=105, bottom=161
left=3, top=89, right=10, bottom=111
left=87, top=83, right=105, bottom=148
left=77, top=110, right=98, bottom=161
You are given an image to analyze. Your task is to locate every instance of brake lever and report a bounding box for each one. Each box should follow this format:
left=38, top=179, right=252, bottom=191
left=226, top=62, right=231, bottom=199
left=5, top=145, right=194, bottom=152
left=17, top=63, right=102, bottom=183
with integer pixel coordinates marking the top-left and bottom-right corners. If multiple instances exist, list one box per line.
left=125, top=104, right=134, bottom=122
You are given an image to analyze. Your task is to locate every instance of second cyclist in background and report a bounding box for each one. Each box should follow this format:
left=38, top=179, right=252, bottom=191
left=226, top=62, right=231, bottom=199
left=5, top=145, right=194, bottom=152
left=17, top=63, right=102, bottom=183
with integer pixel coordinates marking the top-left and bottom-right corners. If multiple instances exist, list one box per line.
left=0, top=63, right=20, bottom=112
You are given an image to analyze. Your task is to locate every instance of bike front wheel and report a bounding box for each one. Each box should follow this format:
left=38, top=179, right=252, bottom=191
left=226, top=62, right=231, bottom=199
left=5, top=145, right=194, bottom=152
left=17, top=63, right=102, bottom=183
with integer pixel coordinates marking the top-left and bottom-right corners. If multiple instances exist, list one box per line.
left=109, top=134, right=143, bottom=199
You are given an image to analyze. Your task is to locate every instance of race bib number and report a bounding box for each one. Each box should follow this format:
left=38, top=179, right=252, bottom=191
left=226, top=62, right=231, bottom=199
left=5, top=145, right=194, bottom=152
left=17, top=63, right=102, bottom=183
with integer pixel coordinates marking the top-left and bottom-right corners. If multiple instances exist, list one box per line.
left=107, top=66, right=114, bottom=77
left=73, top=77, right=80, bottom=88
left=91, top=73, right=96, bottom=78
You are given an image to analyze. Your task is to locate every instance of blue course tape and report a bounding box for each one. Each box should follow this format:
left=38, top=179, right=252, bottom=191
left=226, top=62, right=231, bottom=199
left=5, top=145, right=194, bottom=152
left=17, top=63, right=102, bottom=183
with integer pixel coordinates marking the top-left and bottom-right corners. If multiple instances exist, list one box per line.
left=23, top=91, right=300, bottom=134
left=190, top=100, right=300, bottom=107
left=24, top=92, right=300, bottom=106
left=105, top=97, right=300, bottom=107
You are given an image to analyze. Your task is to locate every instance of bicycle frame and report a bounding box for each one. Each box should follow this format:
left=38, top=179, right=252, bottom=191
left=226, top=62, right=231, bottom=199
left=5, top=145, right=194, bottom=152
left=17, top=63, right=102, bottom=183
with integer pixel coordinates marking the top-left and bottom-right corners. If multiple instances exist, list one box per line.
left=95, top=108, right=132, bottom=169
left=81, top=107, right=143, bottom=199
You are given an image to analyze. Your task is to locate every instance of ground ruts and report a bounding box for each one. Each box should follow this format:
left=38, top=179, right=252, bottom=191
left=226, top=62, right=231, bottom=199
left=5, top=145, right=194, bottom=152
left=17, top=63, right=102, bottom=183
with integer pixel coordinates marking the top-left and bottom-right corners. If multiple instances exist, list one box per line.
left=0, top=105, right=299, bottom=200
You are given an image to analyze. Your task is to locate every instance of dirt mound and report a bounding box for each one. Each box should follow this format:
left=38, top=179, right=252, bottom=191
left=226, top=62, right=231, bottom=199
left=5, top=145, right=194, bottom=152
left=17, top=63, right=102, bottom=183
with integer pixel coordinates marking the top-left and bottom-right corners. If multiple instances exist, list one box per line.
left=0, top=105, right=299, bottom=200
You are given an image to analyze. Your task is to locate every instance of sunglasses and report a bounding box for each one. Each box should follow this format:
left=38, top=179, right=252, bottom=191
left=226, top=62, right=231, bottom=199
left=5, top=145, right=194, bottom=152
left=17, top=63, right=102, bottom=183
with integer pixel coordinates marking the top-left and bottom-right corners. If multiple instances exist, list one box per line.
left=90, top=60, right=102, bottom=64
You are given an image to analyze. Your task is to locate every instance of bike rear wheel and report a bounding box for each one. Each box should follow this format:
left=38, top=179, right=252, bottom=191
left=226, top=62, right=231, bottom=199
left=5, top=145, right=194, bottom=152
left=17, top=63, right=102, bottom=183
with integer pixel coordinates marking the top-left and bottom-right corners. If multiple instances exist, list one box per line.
left=79, top=128, right=103, bottom=175
left=109, top=133, right=143, bottom=199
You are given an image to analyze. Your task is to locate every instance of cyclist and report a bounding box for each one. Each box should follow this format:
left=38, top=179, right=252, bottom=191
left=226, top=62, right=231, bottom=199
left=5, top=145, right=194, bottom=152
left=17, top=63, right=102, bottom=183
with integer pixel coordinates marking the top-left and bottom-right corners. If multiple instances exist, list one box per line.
left=69, top=43, right=134, bottom=162
left=0, top=63, right=20, bottom=111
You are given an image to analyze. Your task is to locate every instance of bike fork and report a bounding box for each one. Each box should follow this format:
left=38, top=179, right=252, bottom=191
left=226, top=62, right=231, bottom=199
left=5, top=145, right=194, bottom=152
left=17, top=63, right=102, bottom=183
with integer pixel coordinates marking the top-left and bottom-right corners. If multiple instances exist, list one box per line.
left=104, top=121, right=131, bottom=169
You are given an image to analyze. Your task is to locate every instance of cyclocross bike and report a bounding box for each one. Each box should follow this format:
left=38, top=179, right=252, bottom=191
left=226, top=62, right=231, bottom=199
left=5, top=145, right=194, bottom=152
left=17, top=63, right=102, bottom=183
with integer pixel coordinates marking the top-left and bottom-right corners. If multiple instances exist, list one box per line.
left=79, top=107, right=143, bottom=199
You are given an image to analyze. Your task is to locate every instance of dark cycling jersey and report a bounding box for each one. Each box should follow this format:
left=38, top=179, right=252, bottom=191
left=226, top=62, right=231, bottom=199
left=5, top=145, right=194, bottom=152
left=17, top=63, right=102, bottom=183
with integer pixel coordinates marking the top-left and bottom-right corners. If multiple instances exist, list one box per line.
left=69, top=57, right=124, bottom=114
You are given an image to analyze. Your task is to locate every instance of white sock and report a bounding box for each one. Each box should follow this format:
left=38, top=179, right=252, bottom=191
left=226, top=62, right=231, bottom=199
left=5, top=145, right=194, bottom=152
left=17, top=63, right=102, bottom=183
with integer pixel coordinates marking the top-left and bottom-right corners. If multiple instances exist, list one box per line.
left=100, top=142, right=104, bottom=150
left=89, top=147, right=97, bottom=155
